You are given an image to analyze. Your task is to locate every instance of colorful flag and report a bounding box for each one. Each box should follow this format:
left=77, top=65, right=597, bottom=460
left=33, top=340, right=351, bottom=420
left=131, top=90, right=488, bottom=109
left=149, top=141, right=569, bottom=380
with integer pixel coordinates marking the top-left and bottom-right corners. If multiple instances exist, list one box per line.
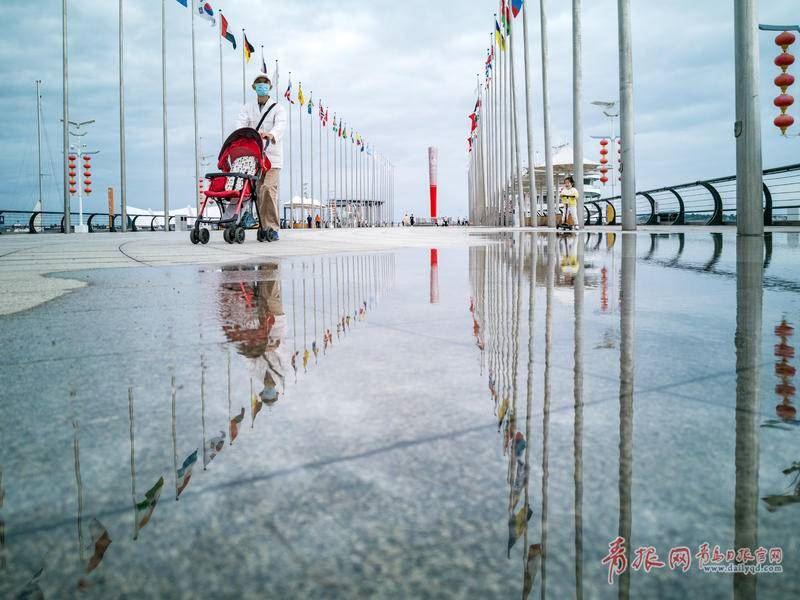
left=507, top=504, right=533, bottom=557
left=85, top=519, right=111, bottom=574
left=243, top=33, right=254, bottom=62
left=251, top=392, right=263, bottom=427
left=175, top=449, right=198, bottom=499
left=220, top=14, right=236, bottom=49
left=495, top=20, right=506, bottom=52
left=324, top=109, right=329, bottom=126
left=332, top=115, right=338, bottom=132
left=512, top=0, right=524, bottom=18
left=284, top=79, right=294, bottom=104
left=297, top=83, right=305, bottom=107
left=175, top=0, right=188, bottom=6
left=203, top=430, right=225, bottom=467
left=229, top=407, right=245, bottom=444
left=134, top=476, right=164, bottom=538
left=469, top=112, right=478, bottom=133
left=307, top=96, right=313, bottom=115
left=261, top=47, right=267, bottom=75
left=197, top=1, right=215, bottom=25
left=501, top=0, right=512, bottom=34
left=319, top=102, right=325, bottom=122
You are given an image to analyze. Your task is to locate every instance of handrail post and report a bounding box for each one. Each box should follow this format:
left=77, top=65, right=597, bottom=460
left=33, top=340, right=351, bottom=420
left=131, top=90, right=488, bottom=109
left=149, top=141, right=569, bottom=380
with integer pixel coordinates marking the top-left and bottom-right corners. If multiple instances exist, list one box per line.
left=698, top=181, right=724, bottom=226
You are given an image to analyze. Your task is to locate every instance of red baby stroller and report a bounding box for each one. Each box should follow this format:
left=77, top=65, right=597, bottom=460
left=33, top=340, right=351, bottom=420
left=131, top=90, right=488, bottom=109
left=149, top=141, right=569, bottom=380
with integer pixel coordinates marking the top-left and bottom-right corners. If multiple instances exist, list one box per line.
left=191, top=125, right=271, bottom=245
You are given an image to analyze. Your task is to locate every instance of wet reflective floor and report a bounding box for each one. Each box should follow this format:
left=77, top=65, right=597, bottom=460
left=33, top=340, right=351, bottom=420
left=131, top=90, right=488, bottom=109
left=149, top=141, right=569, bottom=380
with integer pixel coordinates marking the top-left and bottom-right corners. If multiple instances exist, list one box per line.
left=1, top=232, right=800, bottom=598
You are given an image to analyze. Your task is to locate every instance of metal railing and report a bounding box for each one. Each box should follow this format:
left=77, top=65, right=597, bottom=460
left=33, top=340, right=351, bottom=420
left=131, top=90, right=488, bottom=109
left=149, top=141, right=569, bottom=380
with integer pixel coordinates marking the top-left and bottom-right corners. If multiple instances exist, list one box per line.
left=596, top=163, right=800, bottom=226
left=0, top=210, right=179, bottom=234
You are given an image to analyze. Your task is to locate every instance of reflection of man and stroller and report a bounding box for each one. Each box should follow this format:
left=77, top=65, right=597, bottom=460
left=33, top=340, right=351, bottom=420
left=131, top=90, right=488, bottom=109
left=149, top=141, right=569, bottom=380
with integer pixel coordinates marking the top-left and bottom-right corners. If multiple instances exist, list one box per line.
left=218, top=262, right=287, bottom=406
left=235, top=73, right=287, bottom=242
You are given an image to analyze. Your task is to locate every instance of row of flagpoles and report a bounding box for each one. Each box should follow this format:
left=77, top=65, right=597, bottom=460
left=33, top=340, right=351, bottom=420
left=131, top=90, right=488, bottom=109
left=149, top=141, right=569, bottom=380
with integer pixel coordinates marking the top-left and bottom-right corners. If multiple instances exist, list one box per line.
left=465, top=0, right=637, bottom=230
left=59, top=0, right=395, bottom=233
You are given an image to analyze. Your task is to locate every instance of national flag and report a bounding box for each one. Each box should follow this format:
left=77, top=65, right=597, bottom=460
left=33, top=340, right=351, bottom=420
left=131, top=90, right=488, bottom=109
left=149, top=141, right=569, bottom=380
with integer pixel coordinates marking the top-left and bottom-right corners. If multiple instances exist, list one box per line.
left=332, top=115, right=338, bottom=132
left=229, top=407, right=245, bottom=444
left=251, top=391, right=263, bottom=427
left=307, top=96, right=313, bottom=115
left=522, top=544, right=542, bottom=600
left=297, top=83, right=305, bottom=107
left=175, top=449, right=198, bottom=499
left=203, top=431, right=225, bottom=467
left=220, top=14, right=236, bottom=49
left=469, top=112, right=478, bottom=133
left=501, top=0, right=512, bottom=34
left=243, top=33, right=254, bottom=62
left=273, top=59, right=280, bottom=92
left=512, top=0, right=524, bottom=18
left=85, top=519, right=111, bottom=574
left=495, top=20, right=506, bottom=52
left=261, top=47, right=267, bottom=76
left=197, top=1, right=215, bottom=25
left=175, top=0, right=188, bottom=6
left=319, top=102, right=325, bottom=122
left=284, top=80, right=294, bottom=104
left=134, top=476, right=164, bottom=538
left=507, top=504, right=533, bottom=557
left=324, top=109, right=329, bottom=126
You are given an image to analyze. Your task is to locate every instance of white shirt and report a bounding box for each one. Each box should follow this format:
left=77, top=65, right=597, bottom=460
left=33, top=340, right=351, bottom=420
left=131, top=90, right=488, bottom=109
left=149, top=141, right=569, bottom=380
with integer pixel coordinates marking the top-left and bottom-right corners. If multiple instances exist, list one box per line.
left=235, top=99, right=287, bottom=169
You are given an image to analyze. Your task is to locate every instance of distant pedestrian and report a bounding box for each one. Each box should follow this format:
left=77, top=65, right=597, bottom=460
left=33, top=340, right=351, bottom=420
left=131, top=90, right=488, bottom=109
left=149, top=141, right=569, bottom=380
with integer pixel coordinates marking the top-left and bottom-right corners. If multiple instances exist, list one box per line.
left=410, top=214, right=415, bottom=226
left=315, top=214, right=322, bottom=228
left=306, top=214, right=312, bottom=229
left=559, top=176, right=579, bottom=230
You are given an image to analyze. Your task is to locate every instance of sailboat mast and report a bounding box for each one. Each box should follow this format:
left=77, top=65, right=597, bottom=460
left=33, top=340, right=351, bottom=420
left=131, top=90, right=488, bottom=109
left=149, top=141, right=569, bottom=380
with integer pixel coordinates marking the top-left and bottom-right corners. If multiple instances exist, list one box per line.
left=36, top=80, right=43, bottom=211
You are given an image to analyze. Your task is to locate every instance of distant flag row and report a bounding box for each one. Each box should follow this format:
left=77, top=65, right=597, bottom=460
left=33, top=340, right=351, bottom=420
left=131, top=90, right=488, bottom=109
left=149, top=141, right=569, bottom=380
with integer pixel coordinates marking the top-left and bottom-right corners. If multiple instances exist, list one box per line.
left=174, top=1, right=278, bottom=88
left=470, top=0, right=523, bottom=149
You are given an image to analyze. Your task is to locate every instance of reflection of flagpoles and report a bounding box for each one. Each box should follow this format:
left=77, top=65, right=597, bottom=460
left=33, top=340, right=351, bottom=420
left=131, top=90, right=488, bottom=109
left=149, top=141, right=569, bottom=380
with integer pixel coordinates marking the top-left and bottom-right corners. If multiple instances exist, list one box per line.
left=541, top=233, right=556, bottom=595
left=227, top=350, right=232, bottom=444
left=72, top=414, right=85, bottom=563
left=522, top=234, right=536, bottom=581
left=128, top=387, right=137, bottom=540
left=335, top=257, right=341, bottom=337
left=618, top=234, right=636, bottom=600
left=573, top=236, right=584, bottom=599
left=201, top=357, right=207, bottom=470
left=313, top=260, right=318, bottom=363
left=171, top=376, right=178, bottom=500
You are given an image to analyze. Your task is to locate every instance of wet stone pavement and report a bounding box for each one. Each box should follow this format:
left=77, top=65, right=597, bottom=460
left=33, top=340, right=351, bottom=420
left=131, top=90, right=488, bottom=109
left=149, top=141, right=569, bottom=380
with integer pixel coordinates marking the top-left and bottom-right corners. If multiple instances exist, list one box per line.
left=0, top=232, right=799, bottom=598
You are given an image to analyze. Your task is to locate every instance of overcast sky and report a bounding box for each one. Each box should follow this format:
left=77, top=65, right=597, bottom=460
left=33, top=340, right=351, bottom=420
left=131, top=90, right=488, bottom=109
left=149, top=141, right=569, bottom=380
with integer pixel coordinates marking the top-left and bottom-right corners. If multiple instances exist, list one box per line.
left=0, top=0, right=797, bottom=218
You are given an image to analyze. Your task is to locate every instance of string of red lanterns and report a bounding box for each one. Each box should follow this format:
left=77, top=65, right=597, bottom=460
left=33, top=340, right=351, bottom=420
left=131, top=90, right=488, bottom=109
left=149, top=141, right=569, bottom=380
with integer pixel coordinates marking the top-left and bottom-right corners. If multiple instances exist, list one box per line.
left=83, top=155, right=92, bottom=196
left=773, top=30, right=796, bottom=135
left=68, top=154, right=77, bottom=195
left=774, top=318, right=796, bottom=422
left=598, top=138, right=609, bottom=185
left=617, top=138, right=622, bottom=181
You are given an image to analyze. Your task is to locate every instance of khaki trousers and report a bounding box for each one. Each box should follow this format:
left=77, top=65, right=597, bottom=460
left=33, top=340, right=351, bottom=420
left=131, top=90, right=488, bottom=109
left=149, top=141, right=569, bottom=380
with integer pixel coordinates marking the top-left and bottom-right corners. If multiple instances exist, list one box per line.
left=257, top=168, right=281, bottom=231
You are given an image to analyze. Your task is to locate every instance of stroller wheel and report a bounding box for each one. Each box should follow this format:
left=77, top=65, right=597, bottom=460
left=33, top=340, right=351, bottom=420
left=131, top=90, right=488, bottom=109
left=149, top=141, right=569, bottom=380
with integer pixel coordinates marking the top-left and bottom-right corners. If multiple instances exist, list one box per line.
left=235, top=227, right=245, bottom=244
left=190, top=229, right=199, bottom=245
left=223, top=227, right=232, bottom=244
left=199, top=228, right=210, bottom=244
left=256, top=228, right=266, bottom=242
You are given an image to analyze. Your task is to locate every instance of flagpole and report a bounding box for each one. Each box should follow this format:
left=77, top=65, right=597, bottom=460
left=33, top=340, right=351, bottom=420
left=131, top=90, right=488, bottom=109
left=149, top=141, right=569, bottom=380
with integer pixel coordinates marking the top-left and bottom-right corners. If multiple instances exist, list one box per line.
left=522, top=4, right=538, bottom=228
left=492, top=33, right=500, bottom=225
left=191, top=2, right=200, bottom=215
left=299, top=85, right=305, bottom=227
left=161, top=0, right=169, bottom=232
left=62, top=0, right=70, bottom=234
left=326, top=113, right=331, bottom=224
left=539, top=0, right=556, bottom=227
left=319, top=104, right=323, bottom=225
left=500, top=16, right=508, bottom=227
left=509, top=15, right=524, bottom=226
left=119, top=0, right=128, bottom=232
left=241, top=29, right=246, bottom=105
left=310, top=94, right=314, bottom=226
left=218, top=11, right=225, bottom=145
left=572, top=0, right=584, bottom=229
left=200, top=356, right=207, bottom=470
left=288, top=73, right=294, bottom=226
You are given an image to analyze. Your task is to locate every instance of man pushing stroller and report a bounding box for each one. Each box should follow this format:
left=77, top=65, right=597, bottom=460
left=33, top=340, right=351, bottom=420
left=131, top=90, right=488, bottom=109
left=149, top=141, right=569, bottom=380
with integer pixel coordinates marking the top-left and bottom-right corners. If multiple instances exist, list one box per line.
left=235, top=72, right=287, bottom=242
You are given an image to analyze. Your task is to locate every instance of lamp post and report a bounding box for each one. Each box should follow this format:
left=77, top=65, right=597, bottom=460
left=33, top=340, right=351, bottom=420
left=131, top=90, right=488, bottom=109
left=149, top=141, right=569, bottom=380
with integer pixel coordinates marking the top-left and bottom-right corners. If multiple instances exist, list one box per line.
left=67, top=119, right=96, bottom=233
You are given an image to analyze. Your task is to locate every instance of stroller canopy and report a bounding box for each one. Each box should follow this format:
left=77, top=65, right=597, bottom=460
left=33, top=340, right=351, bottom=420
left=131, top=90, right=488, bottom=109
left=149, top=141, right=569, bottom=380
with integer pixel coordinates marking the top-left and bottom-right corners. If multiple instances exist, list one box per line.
left=218, top=127, right=270, bottom=172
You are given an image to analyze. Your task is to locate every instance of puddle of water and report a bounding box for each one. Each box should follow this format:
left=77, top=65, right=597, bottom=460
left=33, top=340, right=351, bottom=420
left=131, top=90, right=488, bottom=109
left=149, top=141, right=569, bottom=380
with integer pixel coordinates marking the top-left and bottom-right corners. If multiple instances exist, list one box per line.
left=1, top=232, right=799, bottom=598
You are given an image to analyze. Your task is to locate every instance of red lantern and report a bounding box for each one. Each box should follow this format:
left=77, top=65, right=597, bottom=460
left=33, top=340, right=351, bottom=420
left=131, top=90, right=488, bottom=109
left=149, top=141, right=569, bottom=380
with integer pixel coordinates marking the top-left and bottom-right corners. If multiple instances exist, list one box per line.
left=776, top=31, right=797, bottom=51
left=600, top=176, right=608, bottom=185
left=600, top=158, right=608, bottom=165
left=600, top=148, right=608, bottom=156
left=776, top=52, right=796, bottom=69
left=775, top=94, right=795, bottom=109
left=84, top=187, right=92, bottom=195
left=84, top=177, right=92, bottom=185
left=600, top=139, right=608, bottom=146
left=599, top=167, right=608, bottom=174
left=69, top=178, right=77, bottom=185
left=776, top=72, right=796, bottom=91
left=775, top=113, right=795, bottom=134
left=69, top=186, right=77, bottom=194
